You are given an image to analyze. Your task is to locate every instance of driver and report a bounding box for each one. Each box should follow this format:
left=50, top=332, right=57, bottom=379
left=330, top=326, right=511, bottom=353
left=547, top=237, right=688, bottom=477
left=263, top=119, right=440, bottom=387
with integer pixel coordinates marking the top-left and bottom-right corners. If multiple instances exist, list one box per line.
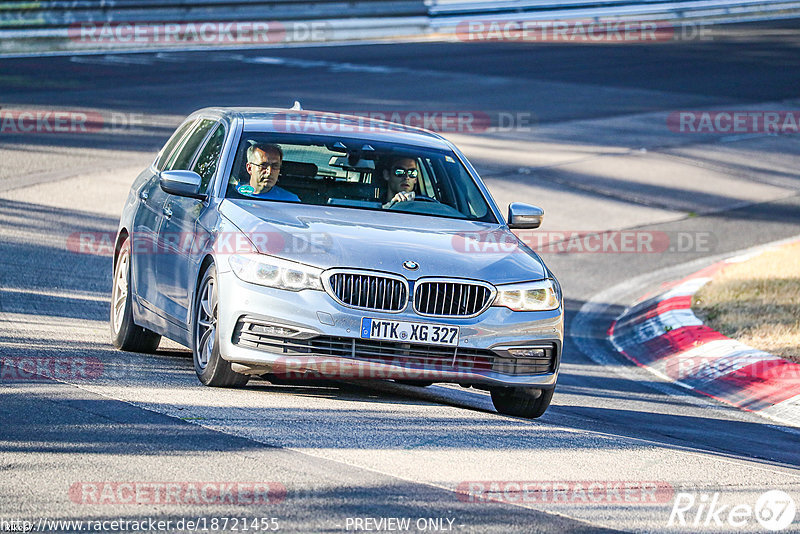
left=383, top=157, right=419, bottom=207
left=237, top=143, right=300, bottom=202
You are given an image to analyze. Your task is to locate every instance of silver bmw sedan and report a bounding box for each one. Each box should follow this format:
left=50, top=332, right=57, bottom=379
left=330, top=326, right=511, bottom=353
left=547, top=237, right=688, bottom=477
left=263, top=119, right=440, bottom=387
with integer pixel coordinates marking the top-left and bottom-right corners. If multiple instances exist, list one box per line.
left=111, top=107, right=563, bottom=418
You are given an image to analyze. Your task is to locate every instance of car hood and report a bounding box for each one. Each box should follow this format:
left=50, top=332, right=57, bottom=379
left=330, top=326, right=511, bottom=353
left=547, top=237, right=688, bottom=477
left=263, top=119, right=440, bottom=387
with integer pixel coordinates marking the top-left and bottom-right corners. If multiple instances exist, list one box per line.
left=219, top=200, right=547, bottom=284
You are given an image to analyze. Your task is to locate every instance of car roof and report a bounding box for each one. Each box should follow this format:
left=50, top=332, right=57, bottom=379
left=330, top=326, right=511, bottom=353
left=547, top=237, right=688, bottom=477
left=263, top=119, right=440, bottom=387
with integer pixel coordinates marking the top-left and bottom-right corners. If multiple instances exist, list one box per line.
left=194, top=107, right=456, bottom=151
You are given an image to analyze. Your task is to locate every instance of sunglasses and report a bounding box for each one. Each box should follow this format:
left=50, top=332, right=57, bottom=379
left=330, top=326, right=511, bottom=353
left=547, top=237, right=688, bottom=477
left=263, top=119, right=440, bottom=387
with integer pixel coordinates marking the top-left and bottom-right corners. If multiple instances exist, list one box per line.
left=250, top=161, right=280, bottom=171
left=393, top=167, right=419, bottom=179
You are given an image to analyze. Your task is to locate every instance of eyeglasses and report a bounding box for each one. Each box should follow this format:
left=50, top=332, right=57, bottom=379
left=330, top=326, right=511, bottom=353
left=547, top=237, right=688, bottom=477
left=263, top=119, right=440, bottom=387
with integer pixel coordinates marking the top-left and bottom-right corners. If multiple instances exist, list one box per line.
left=393, top=167, right=419, bottom=179
left=250, top=161, right=281, bottom=171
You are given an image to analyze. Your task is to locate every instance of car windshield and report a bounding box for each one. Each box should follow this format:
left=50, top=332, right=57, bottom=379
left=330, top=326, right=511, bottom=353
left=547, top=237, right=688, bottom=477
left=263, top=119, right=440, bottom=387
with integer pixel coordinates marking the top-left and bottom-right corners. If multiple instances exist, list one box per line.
left=225, top=133, right=497, bottom=223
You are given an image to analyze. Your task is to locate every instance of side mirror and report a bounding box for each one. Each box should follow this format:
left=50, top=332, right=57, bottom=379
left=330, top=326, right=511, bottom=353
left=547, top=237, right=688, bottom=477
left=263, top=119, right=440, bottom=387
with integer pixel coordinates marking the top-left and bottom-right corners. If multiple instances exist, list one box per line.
left=508, top=203, right=544, bottom=229
left=159, top=170, right=207, bottom=200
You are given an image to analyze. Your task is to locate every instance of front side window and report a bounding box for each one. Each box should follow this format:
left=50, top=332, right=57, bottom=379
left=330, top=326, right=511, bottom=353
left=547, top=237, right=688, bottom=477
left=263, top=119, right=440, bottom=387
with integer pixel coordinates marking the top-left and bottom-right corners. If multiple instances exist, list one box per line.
left=192, top=123, right=225, bottom=191
left=155, top=119, right=195, bottom=171
left=167, top=119, right=216, bottom=171
left=225, top=133, right=495, bottom=222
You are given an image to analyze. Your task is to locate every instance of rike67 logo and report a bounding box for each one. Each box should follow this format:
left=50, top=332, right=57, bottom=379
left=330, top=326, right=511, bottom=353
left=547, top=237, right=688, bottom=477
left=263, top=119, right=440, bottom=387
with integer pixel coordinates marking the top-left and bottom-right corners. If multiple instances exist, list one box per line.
left=668, top=490, right=797, bottom=531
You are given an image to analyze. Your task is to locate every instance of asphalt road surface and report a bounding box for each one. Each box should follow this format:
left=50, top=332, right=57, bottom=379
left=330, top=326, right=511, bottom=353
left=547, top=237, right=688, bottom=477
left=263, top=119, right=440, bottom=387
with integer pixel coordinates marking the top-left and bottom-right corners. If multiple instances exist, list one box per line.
left=1, top=20, right=800, bottom=534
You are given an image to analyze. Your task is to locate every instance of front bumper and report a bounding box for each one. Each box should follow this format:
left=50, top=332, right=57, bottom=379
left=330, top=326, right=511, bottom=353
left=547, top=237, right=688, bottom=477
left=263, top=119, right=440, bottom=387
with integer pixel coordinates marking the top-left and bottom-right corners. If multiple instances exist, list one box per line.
left=216, top=269, right=564, bottom=387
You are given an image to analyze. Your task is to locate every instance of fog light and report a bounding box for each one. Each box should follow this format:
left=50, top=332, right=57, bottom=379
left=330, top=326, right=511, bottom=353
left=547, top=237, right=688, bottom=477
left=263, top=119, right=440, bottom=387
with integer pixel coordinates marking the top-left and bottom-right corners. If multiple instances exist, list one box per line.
left=250, top=324, right=299, bottom=337
left=507, top=348, right=546, bottom=358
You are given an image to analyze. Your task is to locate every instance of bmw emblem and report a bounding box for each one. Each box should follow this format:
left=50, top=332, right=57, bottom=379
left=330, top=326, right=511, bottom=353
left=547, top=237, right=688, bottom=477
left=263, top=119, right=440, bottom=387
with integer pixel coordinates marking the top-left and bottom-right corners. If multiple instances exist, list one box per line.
left=402, top=260, right=419, bottom=271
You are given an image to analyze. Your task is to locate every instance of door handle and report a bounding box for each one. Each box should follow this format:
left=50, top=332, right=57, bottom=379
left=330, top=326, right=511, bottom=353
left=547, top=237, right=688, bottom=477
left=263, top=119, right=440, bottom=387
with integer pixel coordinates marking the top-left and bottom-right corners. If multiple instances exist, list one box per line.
left=162, top=205, right=172, bottom=219
left=139, top=190, right=149, bottom=201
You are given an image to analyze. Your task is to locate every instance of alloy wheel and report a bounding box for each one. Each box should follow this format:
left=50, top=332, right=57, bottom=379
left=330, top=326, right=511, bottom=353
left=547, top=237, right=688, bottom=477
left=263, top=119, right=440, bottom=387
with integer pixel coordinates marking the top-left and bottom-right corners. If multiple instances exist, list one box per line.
left=195, top=277, right=217, bottom=370
left=112, top=251, right=129, bottom=334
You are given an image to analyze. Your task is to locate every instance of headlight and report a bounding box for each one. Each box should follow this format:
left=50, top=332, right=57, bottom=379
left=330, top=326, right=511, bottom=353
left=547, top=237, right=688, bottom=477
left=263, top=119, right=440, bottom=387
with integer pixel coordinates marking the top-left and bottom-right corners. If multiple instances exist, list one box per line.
left=492, top=279, right=560, bottom=311
left=228, top=254, right=323, bottom=291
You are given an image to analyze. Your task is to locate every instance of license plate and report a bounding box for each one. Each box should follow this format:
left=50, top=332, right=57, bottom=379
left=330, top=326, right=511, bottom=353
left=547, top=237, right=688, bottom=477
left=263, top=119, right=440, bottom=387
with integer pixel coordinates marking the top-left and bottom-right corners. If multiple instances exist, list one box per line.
left=360, top=318, right=459, bottom=346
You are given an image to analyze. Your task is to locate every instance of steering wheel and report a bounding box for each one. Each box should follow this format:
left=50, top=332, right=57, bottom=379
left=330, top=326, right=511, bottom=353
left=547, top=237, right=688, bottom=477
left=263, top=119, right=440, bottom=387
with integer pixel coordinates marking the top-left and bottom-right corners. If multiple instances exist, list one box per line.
left=414, top=195, right=440, bottom=203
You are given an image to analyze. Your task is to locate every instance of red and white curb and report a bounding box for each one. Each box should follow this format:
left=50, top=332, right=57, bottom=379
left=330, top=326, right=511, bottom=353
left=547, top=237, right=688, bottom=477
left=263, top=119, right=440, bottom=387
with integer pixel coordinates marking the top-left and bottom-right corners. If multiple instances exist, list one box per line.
left=608, top=254, right=800, bottom=428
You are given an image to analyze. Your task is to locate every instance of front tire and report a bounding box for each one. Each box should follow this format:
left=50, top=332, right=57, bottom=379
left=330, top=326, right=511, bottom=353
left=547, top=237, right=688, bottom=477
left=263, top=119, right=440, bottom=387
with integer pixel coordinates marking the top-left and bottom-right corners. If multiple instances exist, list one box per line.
left=111, top=238, right=161, bottom=353
left=193, top=264, right=248, bottom=388
left=490, top=387, right=553, bottom=419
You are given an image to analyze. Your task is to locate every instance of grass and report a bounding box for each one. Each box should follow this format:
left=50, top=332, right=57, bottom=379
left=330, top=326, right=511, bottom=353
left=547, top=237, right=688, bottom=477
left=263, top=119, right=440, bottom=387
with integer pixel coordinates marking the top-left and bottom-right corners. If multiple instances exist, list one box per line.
left=692, top=241, right=800, bottom=364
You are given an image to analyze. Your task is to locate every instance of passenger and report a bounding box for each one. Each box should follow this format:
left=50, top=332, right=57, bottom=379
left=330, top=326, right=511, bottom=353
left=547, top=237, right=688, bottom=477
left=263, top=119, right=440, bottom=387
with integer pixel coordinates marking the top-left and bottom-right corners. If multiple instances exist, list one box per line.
left=382, top=157, right=419, bottom=207
left=237, top=143, right=300, bottom=202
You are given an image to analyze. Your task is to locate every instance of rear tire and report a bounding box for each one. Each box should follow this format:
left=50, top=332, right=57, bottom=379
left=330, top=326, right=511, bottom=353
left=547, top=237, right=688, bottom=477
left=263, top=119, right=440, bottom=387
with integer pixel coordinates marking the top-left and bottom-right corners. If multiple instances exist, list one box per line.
left=193, top=264, right=248, bottom=388
left=490, top=387, right=553, bottom=419
left=111, top=238, right=161, bottom=353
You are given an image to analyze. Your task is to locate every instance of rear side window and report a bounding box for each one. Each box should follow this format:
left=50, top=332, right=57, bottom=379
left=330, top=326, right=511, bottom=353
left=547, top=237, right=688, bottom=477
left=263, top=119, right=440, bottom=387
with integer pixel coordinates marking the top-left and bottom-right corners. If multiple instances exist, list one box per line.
left=155, top=119, right=195, bottom=171
left=167, top=119, right=216, bottom=171
left=192, top=123, right=226, bottom=191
